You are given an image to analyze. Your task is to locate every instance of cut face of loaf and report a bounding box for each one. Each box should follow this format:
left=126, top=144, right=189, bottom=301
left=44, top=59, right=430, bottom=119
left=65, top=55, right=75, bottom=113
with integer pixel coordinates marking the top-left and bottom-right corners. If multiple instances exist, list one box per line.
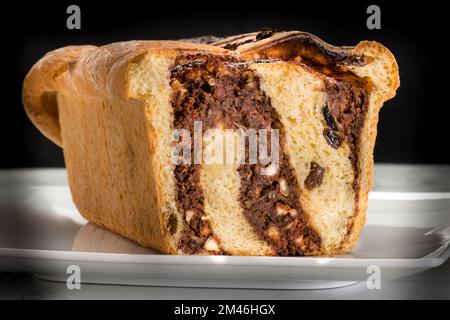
left=23, top=33, right=399, bottom=255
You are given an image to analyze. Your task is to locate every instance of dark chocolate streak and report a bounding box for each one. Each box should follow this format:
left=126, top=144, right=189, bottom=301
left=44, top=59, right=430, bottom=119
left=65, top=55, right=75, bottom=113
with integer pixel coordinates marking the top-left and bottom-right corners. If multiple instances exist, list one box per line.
left=326, top=81, right=368, bottom=170
left=324, top=80, right=368, bottom=247
left=170, top=56, right=321, bottom=255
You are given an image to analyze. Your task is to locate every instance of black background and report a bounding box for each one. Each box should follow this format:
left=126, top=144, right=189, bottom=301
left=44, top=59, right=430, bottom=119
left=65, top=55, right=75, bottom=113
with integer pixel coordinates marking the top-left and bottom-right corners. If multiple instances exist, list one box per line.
left=2, top=0, right=448, bottom=167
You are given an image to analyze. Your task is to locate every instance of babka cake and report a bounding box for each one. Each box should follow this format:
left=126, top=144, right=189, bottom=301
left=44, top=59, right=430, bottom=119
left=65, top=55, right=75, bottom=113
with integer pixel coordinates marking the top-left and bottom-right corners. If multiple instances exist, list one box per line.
left=22, top=31, right=399, bottom=255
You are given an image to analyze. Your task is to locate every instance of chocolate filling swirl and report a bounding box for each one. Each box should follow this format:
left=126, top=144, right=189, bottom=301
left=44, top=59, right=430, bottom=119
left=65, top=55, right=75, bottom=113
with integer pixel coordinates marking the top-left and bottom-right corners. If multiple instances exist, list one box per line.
left=170, top=56, right=321, bottom=255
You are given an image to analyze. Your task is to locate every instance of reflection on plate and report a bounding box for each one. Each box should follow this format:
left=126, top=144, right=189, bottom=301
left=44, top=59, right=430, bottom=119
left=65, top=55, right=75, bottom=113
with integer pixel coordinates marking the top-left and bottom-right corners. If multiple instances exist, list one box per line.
left=71, top=221, right=450, bottom=260
left=72, top=223, right=157, bottom=254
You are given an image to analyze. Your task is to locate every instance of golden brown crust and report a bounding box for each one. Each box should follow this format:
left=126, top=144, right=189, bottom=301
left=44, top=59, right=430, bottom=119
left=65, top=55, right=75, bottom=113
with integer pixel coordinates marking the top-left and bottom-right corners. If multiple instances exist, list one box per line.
left=22, top=41, right=228, bottom=148
left=23, top=34, right=399, bottom=256
left=62, top=41, right=228, bottom=100
left=22, top=45, right=97, bottom=146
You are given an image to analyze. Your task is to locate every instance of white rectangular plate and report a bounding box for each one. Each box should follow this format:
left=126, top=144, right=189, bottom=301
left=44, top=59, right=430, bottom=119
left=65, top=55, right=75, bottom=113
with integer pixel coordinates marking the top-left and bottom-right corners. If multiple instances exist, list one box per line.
left=0, top=167, right=449, bottom=289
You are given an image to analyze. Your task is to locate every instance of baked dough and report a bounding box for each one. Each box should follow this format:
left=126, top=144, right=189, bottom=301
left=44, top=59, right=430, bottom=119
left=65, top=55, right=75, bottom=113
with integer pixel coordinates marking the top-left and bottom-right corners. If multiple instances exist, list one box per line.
left=22, top=32, right=399, bottom=255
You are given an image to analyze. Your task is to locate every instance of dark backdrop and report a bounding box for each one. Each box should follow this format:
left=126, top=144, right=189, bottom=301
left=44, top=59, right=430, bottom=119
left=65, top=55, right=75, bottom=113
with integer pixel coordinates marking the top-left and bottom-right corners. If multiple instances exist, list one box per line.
left=2, top=0, right=448, bottom=167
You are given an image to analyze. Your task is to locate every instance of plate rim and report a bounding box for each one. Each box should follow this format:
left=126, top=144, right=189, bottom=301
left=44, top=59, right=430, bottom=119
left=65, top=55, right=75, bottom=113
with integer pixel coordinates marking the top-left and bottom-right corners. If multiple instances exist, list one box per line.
left=1, top=245, right=449, bottom=270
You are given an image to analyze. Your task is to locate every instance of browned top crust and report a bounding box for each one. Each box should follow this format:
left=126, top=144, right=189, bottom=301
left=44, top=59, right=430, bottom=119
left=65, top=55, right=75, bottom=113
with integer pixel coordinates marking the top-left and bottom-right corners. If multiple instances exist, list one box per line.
left=214, top=31, right=366, bottom=68
left=22, top=41, right=228, bottom=146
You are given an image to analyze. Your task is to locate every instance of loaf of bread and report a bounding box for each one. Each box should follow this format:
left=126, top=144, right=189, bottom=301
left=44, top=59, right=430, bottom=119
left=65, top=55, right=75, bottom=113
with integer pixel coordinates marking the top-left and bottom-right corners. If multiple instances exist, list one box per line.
left=23, top=31, right=399, bottom=255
